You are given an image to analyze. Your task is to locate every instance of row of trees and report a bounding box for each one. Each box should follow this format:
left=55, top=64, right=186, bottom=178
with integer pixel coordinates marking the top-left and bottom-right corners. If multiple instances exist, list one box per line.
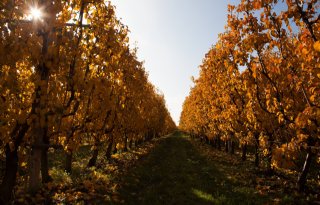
left=180, top=0, right=319, bottom=192
left=0, top=0, right=175, bottom=204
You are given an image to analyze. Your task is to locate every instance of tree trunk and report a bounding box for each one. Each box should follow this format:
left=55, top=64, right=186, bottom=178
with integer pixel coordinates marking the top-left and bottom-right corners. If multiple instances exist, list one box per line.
left=29, top=116, right=44, bottom=193
left=242, top=143, right=247, bottom=161
left=29, top=31, right=50, bottom=193
left=123, top=135, right=128, bottom=152
left=112, top=140, right=117, bottom=154
left=213, top=138, right=217, bottom=148
left=41, top=129, right=52, bottom=183
left=29, top=142, right=42, bottom=193
left=105, top=139, right=113, bottom=159
left=0, top=145, right=19, bottom=205
left=128, top=138, right=133, bottom=150
left=230, top=141, right=235, bottom=154
left=266, top=134, right=274, bottom=175
left=65, top=151, right=73, bottom=173
left=254, top=133, right=260, bottom=167
left=225, top=140, right=229, bottom=153
left=41, top=147, right=51, bottom=183
left=64, top=129, right=76, bottom=174
left=217, top=137, right=221, bottom=150
left=87, top=148, right=99, bottom=167
left=210, top=139, right=215, bottom=148
left=0, top=122, right=29, bottom=204
left=297, top=148, right=313, bottom=191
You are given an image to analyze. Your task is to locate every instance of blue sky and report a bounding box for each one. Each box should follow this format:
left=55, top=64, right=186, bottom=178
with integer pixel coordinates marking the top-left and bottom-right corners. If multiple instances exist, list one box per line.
left=112, top=0, right=239, bottom=124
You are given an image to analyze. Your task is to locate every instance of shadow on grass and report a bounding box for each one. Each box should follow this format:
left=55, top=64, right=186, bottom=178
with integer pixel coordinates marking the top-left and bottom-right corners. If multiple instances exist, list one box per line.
left=113, top=132, right=269, bottom=205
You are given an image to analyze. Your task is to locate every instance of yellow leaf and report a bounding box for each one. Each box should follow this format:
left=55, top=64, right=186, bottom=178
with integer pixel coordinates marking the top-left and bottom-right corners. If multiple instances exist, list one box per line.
left=252, top=71, right=257, bottom=79
left=310, top=95, right=316, bottom=102
left=302, top=48, right=308, bottom=55
left=313, top=41, right=320, bottom=52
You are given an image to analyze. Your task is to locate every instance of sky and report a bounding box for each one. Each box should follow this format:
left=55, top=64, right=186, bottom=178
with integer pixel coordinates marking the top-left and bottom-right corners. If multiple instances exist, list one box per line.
left=112, top=0, right=239, bottom=124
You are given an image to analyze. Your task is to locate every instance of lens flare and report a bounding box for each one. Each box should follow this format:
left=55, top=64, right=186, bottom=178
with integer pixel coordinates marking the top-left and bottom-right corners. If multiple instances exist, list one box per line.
left=30, top=7, right=42, bottom=20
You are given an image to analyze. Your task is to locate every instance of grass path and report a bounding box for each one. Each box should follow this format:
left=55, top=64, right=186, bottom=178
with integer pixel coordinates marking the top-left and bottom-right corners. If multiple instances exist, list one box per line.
left=113, top=132, right=270, bottom=205
left=11, top=132, right=314, bottom=204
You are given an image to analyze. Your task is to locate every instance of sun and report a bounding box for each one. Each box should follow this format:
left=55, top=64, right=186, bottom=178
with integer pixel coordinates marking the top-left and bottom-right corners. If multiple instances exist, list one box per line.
left=30, top=7, right=42, bottom=20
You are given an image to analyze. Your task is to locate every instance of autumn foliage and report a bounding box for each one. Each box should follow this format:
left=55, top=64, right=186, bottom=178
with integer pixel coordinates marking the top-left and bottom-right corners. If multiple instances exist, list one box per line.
left=180, top=0, right=319, bottom=192
left=0, top=0, right=175, bottom=204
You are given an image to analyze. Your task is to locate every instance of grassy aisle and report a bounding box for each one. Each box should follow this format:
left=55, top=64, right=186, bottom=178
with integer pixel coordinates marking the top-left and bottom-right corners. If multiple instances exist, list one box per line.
left=113, top=132, right=270, bottom=205
left=13, top=132, right=312, bottom=204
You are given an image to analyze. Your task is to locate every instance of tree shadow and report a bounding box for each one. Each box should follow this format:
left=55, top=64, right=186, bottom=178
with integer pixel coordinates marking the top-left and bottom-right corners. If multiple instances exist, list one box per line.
left=112, top=133, right=269, bottom=205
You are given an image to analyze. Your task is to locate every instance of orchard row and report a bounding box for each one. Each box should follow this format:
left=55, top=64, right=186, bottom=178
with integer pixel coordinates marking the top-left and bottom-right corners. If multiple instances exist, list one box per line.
left=180, top=0, right=319, bottom=192
left=0, top=1, right=175, bottom=204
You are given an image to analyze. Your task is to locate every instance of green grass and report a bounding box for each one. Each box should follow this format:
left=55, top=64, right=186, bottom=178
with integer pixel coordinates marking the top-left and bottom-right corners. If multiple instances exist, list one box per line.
left=113, top=132, right=270, bottom=205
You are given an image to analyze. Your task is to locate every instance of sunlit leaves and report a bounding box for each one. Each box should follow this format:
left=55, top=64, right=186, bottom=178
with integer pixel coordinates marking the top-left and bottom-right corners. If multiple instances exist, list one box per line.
left=180, top=0, right=320, bottom=186
left=0, top=0, right=175, bottom=200
left=314, top=41, right=320, bottom=52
